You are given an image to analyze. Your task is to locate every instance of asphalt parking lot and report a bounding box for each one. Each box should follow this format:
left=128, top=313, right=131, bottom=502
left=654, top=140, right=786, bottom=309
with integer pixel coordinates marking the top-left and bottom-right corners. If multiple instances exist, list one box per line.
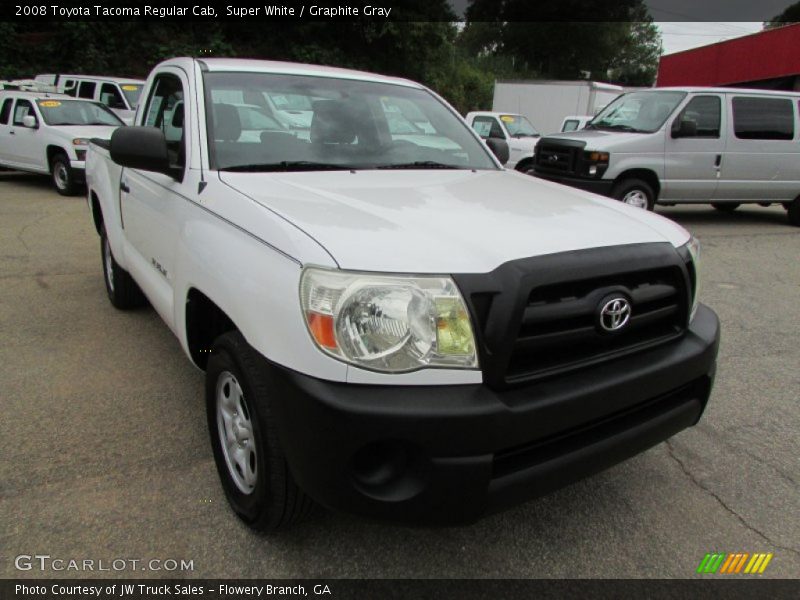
left=1, top=170, right=798, bottom=579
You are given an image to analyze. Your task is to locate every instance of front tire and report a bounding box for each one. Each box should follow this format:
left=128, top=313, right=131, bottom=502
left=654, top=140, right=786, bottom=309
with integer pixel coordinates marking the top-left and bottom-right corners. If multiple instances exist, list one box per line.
left=788, top=197, right=800, bottom=227
left=206, top=332, right=313, bottom=532
left=612, top=178, right=655, bottom=211
left=100, top=225, right=147, bottom=309
left=51, top=153, right=78, bottom=196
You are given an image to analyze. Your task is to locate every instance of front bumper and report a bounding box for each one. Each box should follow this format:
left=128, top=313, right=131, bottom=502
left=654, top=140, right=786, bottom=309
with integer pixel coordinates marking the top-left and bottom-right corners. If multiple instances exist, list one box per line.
left=267, top=304, right=720, bottom=525
left=533, top=170, right=614, bottom=196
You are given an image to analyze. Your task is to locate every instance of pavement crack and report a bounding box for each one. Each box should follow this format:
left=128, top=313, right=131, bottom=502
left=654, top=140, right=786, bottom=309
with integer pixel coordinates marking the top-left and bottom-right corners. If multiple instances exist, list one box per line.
left=15, top=212, right=48, bottom=253
left=665, top=440, right=800, bottom=557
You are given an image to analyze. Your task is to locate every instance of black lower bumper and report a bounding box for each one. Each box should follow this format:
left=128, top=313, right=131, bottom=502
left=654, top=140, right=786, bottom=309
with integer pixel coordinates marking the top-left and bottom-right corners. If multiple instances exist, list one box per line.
left=267, top=304, right=720, bottom=525
left=532, top=170, right=614, bottom=196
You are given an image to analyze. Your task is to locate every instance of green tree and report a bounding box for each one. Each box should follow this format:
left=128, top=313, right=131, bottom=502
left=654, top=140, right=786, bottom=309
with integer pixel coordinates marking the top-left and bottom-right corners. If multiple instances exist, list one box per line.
left=764, top=1, right=800, bottom=28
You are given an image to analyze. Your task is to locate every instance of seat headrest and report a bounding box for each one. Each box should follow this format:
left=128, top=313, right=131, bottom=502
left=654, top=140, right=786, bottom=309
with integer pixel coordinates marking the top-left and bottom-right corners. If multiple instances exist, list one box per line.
left=213, top=104, right=241, bottom=142
left=310, top=100, right=357, bottom=145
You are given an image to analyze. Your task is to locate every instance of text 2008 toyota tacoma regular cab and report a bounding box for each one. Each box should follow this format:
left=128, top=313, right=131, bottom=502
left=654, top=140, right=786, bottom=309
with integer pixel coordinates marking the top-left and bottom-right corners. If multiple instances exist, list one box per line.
left=85, top=58, right=720, bottom=532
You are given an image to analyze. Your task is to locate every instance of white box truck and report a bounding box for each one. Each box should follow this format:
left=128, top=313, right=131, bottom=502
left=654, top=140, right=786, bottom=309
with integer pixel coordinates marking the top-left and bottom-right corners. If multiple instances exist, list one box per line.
left=493, top=80, right=624, bottom=135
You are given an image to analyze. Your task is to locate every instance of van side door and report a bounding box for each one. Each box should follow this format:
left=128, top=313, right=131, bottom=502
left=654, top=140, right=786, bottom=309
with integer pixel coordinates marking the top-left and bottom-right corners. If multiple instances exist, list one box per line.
left=717, top=94, right=797, bottom=202
left=662, top=94, right=725, bottom=201
left=119, top=69, right=194, bottom=327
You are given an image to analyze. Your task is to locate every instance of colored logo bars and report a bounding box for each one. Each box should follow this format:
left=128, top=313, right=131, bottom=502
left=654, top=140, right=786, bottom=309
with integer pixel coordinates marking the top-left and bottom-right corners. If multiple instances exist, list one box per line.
left=697, top=552, right=774, bottom=574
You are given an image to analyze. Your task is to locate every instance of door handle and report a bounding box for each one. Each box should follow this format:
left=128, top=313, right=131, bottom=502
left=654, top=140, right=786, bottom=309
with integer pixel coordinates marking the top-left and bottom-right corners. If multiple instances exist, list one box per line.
left=9, top=131, right=14, bottom=135
left=120, top=181, right=130, bottom=193
left=714, top=154, right=722, bottom=168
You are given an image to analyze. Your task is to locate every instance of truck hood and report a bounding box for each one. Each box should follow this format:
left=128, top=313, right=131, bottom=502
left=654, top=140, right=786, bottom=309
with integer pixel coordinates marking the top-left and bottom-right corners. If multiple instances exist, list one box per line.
left=543, top=129, right=660, bottom=152
left=219, top=169, right=689, bottom=273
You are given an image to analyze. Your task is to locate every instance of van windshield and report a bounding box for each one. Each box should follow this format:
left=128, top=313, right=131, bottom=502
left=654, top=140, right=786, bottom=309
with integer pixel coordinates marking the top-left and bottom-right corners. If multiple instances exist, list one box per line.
left=203, top=72, right=498, bottom=172
left=589, top=91, right=687, bottom=133
left=35, top=99, right=124, bottom=126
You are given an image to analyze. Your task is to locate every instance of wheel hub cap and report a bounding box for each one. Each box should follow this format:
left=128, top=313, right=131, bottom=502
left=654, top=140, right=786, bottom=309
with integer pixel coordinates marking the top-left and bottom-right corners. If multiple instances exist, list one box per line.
left=622, top=190, right=648, bottom=209
left=216, top=371, right=257, bottom=494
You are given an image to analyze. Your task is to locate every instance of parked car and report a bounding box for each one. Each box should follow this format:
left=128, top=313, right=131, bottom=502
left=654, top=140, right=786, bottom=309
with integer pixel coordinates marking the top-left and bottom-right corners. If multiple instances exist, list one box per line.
left=0, top=90, right=124, bottom=194
left=35, top=74, right=145, bottom=125
left=465, top=111, right=541, bottom=173
left=86, top=58, right=719, bottom=531
left=532, top=87, right=800, bottom=225
left=560, top=115, right=593, bottom=132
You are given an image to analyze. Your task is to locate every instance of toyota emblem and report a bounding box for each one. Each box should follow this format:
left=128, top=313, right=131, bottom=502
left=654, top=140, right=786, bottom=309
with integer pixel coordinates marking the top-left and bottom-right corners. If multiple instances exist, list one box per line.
left=599, top=297, right=632, bottom=332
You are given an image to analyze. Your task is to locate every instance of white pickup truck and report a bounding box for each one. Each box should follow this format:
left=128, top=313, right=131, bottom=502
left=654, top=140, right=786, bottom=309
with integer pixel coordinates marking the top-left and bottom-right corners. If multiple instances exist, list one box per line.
left=86, top=58, right=720, bottom=532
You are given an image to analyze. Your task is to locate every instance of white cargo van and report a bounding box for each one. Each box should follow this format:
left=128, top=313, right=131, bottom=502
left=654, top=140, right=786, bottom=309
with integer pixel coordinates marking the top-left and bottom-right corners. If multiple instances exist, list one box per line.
left=532, top=87, right=800, bottom=225
left=35, top=75, right=145, bottom=124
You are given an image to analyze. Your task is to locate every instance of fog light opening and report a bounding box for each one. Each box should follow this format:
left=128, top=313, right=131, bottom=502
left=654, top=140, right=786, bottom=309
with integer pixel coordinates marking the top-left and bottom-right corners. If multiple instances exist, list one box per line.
left=350, top=440, right=428, bottom=502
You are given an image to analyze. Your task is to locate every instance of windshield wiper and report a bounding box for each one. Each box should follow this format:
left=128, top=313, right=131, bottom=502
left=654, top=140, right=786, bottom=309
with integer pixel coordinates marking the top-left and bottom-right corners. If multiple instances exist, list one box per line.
left=591, top=123, right=645, bottom=133
left=376, top=161, right=463, bottom=170
left=220, top=161, right=358, bottom=172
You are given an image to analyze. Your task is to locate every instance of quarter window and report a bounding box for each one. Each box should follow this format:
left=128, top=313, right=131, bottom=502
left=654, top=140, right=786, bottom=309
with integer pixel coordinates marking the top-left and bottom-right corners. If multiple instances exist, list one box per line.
left=0, top=98, right=12, bottom=124
left=78, top=81, right=96, bottom=99
left=732, top=96, right=794, bottom=140
left=673, top=96, right=721, bottom=138
left=100, top=83, right=126, bottom=110
left=63, top=80, right=77, bottom=97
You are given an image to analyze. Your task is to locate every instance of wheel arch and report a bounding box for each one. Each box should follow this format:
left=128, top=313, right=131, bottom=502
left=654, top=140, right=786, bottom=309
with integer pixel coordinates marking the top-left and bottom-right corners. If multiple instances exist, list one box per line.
left=185, top=288, right=240, bottom=370
left=89, top=190, right=103, bottom=235
left=46, top=145, right=69, bottom=170
left=613, top=169, right=661, bottom=198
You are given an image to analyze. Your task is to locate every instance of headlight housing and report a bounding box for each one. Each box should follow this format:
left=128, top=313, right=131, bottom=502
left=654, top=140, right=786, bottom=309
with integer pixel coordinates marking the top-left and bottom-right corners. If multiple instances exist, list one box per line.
left=300, top=267, right=478, bottom=373
left=685, top=236, right=701, bottom=321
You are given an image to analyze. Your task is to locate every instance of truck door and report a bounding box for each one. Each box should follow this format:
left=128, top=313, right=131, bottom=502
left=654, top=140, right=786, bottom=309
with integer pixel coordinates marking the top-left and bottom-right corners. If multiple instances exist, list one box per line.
left=0, top=98, right=15, bottom=166
left=10, top=99, right=45, bottom=170
left=663, top=94, right=725, bottom=201
left=120, top=69, right=191, bottom=327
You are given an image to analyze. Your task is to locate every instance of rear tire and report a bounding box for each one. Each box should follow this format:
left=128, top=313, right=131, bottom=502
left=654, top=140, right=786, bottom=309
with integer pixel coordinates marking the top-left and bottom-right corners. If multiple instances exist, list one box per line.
left=100, top=225, right=147, bottom=309
left=612, top=178, right=655, bottom=211
left=787, top=197, right=800, bottom=227
left=206, top=332, right=314, bottom=532
left=712, top=203, right=740, bottom=212
left=51, top=153, right=78, bottom=196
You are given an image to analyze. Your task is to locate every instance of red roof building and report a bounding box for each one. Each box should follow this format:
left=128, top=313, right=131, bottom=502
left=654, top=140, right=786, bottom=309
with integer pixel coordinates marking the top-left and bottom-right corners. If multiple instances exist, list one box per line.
left=657, top=23, right=800, bottom=91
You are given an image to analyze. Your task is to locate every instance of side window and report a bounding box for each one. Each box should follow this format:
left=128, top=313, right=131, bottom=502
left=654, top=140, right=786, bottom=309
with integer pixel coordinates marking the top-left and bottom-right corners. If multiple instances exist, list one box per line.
left=100, top=83, right=126, bottom=109
left=12, top=100, right=36, bottom=126
left=143, top=74, right=186, bottom=169
left=63, top=80, right=77, bottom=97
left=562, top=119, right=579, bottom=132
left=472, top=117, right=504, bottom=139
left=732, top=96, right=794, bottom=140
left=78, top=81, right=96, bottom=99
left=673, top=95, right=721, bottom=138
left=0, top=98, right=13, bottom=124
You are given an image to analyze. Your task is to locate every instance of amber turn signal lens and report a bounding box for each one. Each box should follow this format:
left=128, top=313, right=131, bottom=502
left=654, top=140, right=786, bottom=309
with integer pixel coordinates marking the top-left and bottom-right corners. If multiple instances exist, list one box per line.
left=306, top=312, right=337, bottom=349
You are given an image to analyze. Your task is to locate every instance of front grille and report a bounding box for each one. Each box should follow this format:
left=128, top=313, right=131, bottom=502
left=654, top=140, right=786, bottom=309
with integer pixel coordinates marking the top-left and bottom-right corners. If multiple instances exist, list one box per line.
left=453, top=243, right=693, bottom=390
left=506, top=266, right=686, bottom=383
left=535, top=143, right=577, bottom=173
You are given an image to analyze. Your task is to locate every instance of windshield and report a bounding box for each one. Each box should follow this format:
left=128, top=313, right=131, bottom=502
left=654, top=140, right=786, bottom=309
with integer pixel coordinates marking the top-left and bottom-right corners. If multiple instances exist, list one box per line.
left=203, top=72, right=498, bottom=172
left=35, top=99, right=124, bottom=126
left=120, top=84, right=143, bottom=108
left=501, top=114, right=539, bottom=137
left=589, top=91, right=687, bottom=133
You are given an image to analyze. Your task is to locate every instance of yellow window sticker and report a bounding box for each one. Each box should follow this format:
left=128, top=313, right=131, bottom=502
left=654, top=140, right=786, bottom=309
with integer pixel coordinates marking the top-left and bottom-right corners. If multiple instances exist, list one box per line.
left=121, top=85, right=138, bottom=91
left=500, top=115, right=515, bottom=123
left=39, top=101, right=62, bottom=107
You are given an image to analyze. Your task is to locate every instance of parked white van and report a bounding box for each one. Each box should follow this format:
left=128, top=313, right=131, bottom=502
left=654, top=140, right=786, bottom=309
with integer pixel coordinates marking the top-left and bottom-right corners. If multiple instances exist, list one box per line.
left=0, top=91, right=124, bottom=194
left=532, top=87, right=800, bottom=225
left=35, top=75, right=145, bottom=124
left=465, top=111, right=541, bottom=173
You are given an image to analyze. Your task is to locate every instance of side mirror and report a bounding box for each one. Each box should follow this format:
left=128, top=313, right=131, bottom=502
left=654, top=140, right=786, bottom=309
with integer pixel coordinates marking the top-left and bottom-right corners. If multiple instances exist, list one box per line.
left=22, top=115, right=37, bottom=129
left=110, top=126, right=172, bottom=175
left=486, top=137, right=510, bottom=166
left=672, top=119, right=697, bottom=138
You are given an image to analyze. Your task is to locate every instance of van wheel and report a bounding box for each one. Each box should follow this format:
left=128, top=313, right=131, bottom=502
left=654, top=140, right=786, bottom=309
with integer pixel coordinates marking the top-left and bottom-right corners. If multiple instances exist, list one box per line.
left=51, top=153, right=78, bottom=196
left=100, top=225, right=147, bottom=309
left=612, top=179, right=655, bottom=211
left=788, top=198, right=800, bottom=227
left=206, top=332, right=314, bottom=532
left=712, top=203, right=740, bottom=212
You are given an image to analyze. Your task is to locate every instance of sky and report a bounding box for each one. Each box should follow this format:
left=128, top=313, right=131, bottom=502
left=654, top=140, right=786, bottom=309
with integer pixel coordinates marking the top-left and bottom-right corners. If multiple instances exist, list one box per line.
left=657, top=22, right=765, bottom=55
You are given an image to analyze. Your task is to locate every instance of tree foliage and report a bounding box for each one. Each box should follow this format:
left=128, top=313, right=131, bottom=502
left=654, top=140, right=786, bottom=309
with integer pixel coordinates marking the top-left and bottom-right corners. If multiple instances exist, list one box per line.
left=764, top=1, right=800, bottom=28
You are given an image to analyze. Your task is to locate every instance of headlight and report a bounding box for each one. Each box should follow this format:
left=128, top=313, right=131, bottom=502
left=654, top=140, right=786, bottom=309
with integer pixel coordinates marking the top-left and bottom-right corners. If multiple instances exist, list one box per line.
left=72, top=138, right=90, bottom=146
left=685, top=236, right=701, bottom=321
left=300, top=267, right=478, bottom=373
